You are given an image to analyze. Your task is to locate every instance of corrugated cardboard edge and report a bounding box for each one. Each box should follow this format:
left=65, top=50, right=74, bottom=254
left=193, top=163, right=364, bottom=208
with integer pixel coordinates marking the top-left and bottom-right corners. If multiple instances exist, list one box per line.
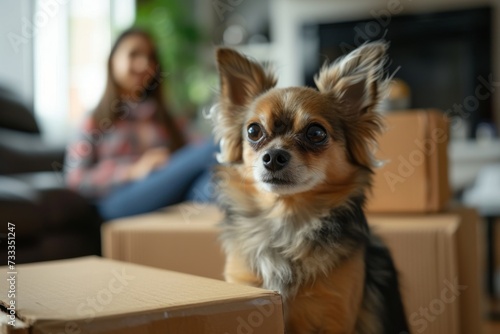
left=424, top=110, right=450, bottom=212
left=450, top=206, right=484, bottom=334
left=425, top=110, right=438, bottom=212
left=437, top=217, right=460, bottom=334
left=29, top=292, right=284, bottom=334
left=101, top=221, right=126, bottom=260
left=101, top=221, right=115, bottom=259
left=437, top=114, right=451, bottom=211
left=416, top=110, right=432, bottom=212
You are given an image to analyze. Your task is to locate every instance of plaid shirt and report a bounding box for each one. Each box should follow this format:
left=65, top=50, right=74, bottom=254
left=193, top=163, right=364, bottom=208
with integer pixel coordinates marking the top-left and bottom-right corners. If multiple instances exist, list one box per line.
left=65, top=99, right=171, bottom=198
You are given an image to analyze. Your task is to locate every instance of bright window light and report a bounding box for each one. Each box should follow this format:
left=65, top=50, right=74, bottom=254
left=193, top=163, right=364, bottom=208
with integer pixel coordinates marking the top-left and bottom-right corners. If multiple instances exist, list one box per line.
left=33, top=0, right=135, bottom=144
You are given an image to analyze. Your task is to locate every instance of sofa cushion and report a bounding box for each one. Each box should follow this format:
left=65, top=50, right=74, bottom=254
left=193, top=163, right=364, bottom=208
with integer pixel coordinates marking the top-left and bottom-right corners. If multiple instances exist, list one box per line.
left=0, top=173, right=101, bottom=237
left=0, top=88, right=39, bottom=133
left=0, top=175, right=45, bottom=235
left=0, top=128, right=65, bottom=174
left=11, top=172, right=102, bottom=231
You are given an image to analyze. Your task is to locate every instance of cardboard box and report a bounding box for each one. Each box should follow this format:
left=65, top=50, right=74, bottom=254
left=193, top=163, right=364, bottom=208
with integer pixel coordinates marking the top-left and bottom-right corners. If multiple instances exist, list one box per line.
left=0, top=256, right=284, bottom=333
left=368, top=207, right=483, bottom=334
left=102, top=204, right=482, bottom=334
left=102, top=203, right=225, bottom=280
left=366, top=110, right=450, bottom=213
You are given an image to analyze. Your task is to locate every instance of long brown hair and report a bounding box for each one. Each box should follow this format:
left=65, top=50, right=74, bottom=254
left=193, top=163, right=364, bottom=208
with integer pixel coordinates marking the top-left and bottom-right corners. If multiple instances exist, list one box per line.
left=93, top=28, right=185, bottom=152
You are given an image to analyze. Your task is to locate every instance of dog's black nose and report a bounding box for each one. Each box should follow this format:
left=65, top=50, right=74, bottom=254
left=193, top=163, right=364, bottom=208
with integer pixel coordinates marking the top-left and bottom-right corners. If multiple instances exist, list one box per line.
left=262, top=149, right=291, bottom=172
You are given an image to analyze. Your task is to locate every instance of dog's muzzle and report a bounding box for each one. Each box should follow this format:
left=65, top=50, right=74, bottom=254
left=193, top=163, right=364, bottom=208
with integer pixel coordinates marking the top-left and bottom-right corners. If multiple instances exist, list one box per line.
left=262, top=149, right=290, bottom=172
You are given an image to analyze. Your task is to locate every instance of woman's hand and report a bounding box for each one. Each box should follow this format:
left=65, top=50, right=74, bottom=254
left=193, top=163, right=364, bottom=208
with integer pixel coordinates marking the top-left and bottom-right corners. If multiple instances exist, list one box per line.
left=127, top=147, right=170, bottom=181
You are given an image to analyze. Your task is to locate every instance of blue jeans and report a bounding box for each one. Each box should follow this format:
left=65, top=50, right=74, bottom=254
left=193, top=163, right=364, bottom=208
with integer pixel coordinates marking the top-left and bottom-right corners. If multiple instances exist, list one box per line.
left=97, top=141, right=218, bottom=220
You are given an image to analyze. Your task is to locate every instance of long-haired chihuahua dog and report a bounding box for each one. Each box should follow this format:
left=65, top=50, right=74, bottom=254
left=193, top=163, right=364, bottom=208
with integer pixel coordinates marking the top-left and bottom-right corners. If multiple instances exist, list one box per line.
left=211, top=42, right=409, bottom=334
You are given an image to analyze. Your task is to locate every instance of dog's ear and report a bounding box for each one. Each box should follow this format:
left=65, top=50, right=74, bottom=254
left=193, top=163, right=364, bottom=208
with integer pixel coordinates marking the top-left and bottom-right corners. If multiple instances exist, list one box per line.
left=213, top=48, right=276, bottom=163
left=217, top=48, right=276, bottom=106
left=315, top=41, right=387, bottom=114
left=315, top=42, right=388, bottom=169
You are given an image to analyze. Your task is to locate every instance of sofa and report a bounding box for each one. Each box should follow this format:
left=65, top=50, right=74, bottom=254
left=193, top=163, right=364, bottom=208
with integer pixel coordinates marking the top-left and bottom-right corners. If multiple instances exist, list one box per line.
left=0, top=87, right=102, bottom=264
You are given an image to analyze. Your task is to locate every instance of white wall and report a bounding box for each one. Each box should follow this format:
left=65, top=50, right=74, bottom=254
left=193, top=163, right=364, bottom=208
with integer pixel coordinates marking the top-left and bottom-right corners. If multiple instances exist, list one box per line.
left=0, top=0, right=34, bottom=104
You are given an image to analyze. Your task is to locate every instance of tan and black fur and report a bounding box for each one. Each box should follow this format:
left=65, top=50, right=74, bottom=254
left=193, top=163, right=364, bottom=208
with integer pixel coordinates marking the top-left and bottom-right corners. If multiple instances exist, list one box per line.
left=211, top=42, right=409, bottom=333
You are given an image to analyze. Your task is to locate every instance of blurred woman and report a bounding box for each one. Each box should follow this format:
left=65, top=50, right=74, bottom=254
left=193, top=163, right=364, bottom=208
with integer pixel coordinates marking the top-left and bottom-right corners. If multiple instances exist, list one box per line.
left=65, top=28, right=216, bottom=220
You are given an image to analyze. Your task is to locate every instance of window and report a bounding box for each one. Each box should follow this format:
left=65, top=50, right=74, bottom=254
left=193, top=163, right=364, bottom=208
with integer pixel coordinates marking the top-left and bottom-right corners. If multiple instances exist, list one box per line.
left=33, top=0, right=135, bottom=143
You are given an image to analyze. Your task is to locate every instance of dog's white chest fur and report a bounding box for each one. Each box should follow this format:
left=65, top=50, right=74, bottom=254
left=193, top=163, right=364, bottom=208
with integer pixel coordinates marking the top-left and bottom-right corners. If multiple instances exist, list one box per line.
left=222, top=208, right=344, bottom=299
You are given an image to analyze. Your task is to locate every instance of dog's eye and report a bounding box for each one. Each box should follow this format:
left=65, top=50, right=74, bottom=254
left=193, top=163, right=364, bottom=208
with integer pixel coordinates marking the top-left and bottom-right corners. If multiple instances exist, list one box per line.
left=247, top=123, right=263, bottom=142
left=306, top=125, right=327, bottom=144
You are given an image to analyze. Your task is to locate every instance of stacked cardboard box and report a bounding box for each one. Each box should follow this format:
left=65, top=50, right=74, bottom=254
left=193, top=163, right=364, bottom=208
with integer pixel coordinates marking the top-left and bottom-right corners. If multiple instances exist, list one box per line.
left=100, top=110, right=482, bottom=333
left=102, top=204, right=225, bottom=280
left=366, top=110, right=450, bottom=213
left=102, top=204, right=483, bottom=334
left=369, top=207, right=483, bottom=334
